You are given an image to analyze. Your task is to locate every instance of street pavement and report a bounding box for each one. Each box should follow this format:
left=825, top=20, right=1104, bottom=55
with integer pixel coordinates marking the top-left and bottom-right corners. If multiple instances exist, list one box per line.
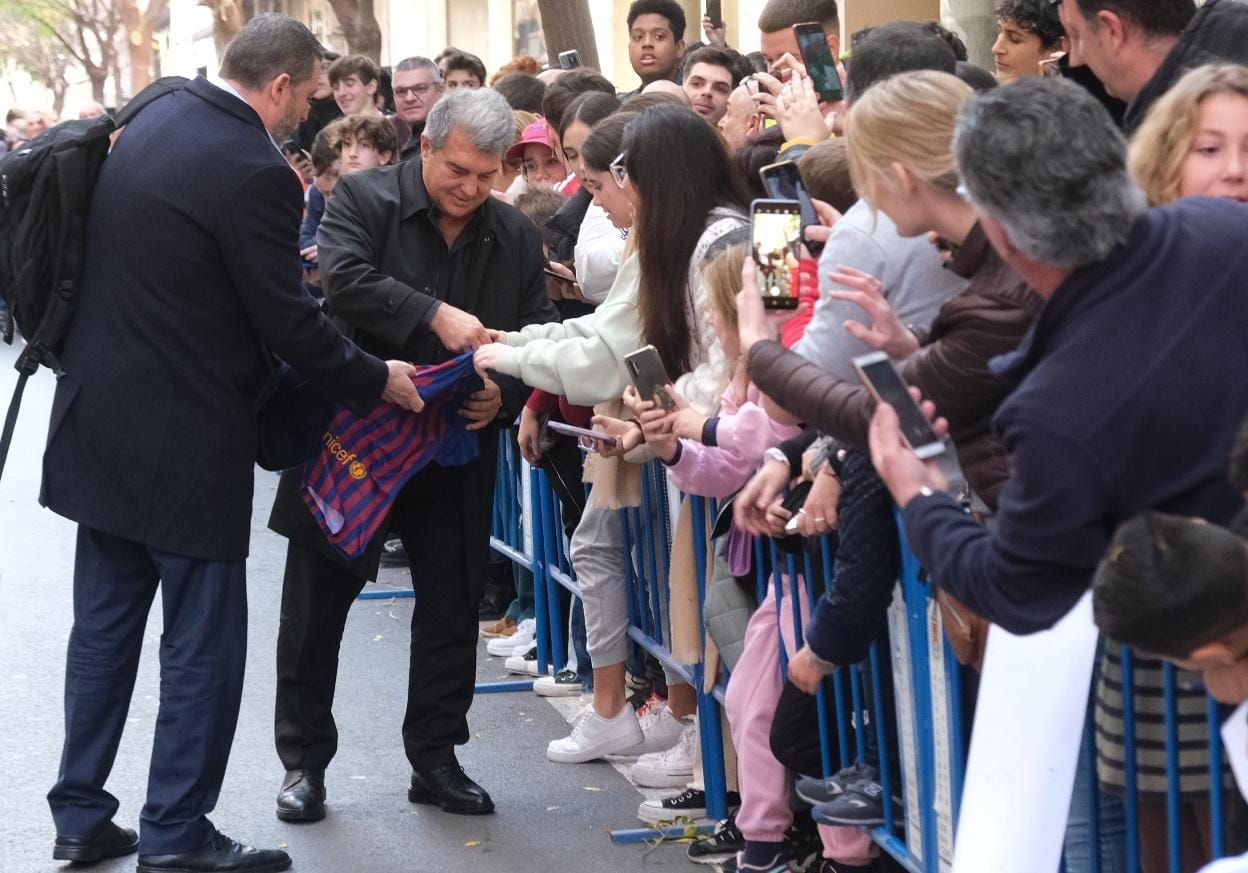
left=0, top=342, right=692, bottom=873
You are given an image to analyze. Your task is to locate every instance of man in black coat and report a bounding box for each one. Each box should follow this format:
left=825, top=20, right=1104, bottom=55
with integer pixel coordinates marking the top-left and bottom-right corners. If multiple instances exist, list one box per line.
left=40, top=16, right=423, bottom=873
left=267, top=87, right=558, bottom=820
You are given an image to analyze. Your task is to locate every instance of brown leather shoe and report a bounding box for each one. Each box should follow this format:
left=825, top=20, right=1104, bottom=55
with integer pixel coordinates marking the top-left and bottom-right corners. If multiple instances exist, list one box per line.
left=479, top=616, right=517, bottom=639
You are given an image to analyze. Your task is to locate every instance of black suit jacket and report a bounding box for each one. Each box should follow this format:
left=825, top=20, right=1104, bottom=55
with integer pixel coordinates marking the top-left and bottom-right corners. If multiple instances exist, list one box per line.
left=267, top=158, right=558, bottom=587
left=41, top=77, right=388, bottom=561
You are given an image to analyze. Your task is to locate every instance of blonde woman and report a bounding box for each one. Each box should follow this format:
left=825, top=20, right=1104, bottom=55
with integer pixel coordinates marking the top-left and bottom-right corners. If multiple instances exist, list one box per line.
left=1130, top=63, right=1248, bottom=206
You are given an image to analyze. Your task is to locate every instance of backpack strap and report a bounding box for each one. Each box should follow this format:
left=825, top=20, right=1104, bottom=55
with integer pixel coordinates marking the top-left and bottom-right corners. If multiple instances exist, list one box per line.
left=114, top=76, right=190, bottom=128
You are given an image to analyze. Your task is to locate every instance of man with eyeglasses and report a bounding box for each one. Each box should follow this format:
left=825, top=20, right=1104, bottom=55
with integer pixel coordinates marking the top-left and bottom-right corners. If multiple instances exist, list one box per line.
left=391, top=56, right=444, bottom=162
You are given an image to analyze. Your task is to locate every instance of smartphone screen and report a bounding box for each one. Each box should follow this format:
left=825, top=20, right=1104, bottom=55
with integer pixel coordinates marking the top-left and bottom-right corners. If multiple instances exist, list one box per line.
left=793, top=22, right=844, bottom=102
left=759, top=161, right=818, bottom=232
left=751, top=199, right=802, bottom=310
left=706, top=0, right=723, bottom=28
left=854, top=354, right=946, bottom=459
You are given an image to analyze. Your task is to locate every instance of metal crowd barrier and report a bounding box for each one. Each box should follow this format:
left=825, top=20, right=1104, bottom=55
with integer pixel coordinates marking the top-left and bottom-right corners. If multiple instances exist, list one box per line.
left=484, top=436, right=1239, bottom=871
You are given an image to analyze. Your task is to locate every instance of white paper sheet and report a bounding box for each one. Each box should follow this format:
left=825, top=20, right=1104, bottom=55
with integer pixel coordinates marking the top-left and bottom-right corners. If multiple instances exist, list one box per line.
left=951, top=592, right=1099, bottom=873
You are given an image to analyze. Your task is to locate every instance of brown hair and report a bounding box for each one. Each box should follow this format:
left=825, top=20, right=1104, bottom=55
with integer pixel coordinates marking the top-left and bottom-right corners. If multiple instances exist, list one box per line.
left=1129, top=63, right=1248, bottom=206
left=325, top=113, right=399, bottom=161
left=490, top=55, right=542, bottom=83
left=328, top=54, right=380, bottom=87
left=799, top=138, right=858, bottom=214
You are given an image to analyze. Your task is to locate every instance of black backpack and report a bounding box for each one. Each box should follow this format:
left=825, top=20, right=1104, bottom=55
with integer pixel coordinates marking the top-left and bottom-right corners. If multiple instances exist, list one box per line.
left=0, top=76, right=187, bottom=481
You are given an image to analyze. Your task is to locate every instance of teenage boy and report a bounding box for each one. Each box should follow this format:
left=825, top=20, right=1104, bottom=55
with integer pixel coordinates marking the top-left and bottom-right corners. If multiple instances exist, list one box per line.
left=329, top=54, right=382, bottom=116
left=627, top=0, right=687, bottom=86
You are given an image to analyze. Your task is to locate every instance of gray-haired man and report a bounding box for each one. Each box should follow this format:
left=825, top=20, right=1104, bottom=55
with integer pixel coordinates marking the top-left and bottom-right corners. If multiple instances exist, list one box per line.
left=391, top=56, right=443, bottom=161
left=268, top=88, right=558, bottom=820
left=869, top=76, right=1248, bottom=636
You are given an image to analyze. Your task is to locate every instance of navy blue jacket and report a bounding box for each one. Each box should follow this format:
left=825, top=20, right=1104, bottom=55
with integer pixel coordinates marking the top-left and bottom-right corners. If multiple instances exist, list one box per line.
left=903, top=198, right=1248, bottom=634
left=41, top=77, right=388, bottom=561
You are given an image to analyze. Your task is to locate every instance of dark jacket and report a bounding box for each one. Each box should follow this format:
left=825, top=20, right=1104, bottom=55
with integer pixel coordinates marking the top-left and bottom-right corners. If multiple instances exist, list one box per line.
left=904, top=198, right=1248, bottom=634
left=748, top=222, right=1042, bottom=508
left=546, top=186, right=595, bottom=320
left=41, top=77, right=388, bottom=561
left=267, top=158, right=559, bottom=585
left=285, top=95, right=342, bottom=154
left=1125, top=0, right=1248, bottom=132
left=300, top=185, right=325, bottom=252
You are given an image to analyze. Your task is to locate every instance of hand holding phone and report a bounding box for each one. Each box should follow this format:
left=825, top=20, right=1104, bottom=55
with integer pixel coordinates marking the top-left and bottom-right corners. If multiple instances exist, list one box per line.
left=547, top=420, right=618, bottom=446
left=792, top=22, right=844, bottom=102
left=625, top=346, right=679, bottom=412
left=853, top=352, right=945, bottom=459
left=751, top=199, right=803, bottom=310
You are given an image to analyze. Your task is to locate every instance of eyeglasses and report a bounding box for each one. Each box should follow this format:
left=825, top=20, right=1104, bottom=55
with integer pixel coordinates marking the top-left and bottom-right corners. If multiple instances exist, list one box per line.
left=394, top=83, right=440, bottom=98
left=609, top=151, right=628, bottom=187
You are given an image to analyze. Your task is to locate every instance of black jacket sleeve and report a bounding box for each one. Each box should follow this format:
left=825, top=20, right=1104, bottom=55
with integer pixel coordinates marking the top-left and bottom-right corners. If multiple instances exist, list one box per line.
left=218, top=163, right=386, bottom=417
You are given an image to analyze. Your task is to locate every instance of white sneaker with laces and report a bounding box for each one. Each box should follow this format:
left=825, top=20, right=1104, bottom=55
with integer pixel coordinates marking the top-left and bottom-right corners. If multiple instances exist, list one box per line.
left=485, top=618, right=536, bottom=656
left=547, top=705, right=644, bottom=763
left=631, top=717, right=697, bottom=788
left=631, top=701, right=689, bottom=755
left=504, top=646, right=545, bottom=676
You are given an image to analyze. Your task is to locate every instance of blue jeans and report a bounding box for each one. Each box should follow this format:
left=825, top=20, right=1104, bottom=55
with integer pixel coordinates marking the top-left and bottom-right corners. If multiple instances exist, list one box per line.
left=571, top=598, right=593, bottom=691
left=1064, top=695, right=1127, bottom=873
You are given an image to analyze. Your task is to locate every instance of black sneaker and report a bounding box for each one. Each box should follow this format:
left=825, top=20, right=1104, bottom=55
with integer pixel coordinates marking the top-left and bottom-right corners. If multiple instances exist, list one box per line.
left=637, top=788, right=741, bottom=825
left=379, top=537, right=408, bottom=567
left=812, top=778, right=894, bottom=827
left=782, top=814, right=824, bottom=871
left=795, top=762, right=867, bottom=806
left=686, top=813, right=744, bottom=865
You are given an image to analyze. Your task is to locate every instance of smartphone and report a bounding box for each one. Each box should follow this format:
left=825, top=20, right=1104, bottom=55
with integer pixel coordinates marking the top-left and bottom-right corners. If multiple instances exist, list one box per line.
left=793, top=22, right=844, bottom=103
left=852, top=352, right=946, bottom=460
left=750, top=198, right=803, bottom=310
left=543, top=267, right=572, bottom=281
left=759, top=160, right=818, bottom=233
left=547, top=420, right=618, bottom=446
left=558, top=49, right=581, bottom=70
left=706, top=0, right=723, bottom=28
left=624, top=345, right=678, bottom=412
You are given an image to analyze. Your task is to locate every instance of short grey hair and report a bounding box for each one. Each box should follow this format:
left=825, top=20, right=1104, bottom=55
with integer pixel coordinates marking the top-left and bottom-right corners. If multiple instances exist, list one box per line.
left=219, top=13, right=324, bottom=90
left=394, top=56, right=442, bottom=82
left=954, top=77, right=1147, bottom=270
left=424, top=87, right=515, bottom=155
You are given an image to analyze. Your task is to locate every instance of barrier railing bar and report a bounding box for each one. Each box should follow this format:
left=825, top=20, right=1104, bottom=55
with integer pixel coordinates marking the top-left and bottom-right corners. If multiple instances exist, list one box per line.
left=1209, top=694, right=1226, bottom=859
left=356, top=589, right=415, bottom=600
left=850, top=664, right=866, bottom=767
left=533, top=468, right=565, bottom=673
left=626, top=625, right=698, bottom=688
left=691, top=496, right=730, bottom=823
left=870, top=641, right=898, bottom=838
left=1081, top=689, right=1104, bottom=873
left=944, top=637, right=966, bottom=830
left=801, top=548, right=835, bottom=779
left=1122, top=646, right=1141, bottom=873
left=609, top=823, right=717, bottom=844
left=1163, top=662, right=1181, bottom=873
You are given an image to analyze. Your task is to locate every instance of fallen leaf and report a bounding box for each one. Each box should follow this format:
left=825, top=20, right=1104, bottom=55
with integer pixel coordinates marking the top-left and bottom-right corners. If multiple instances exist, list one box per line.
left=373, top=634, right=383, bottom=641
left=277, top=842, right=288, bottom=849
left=464, top=840, right=482, bottom=847
left=546, top=806, right=560, bottom=811
left=582, top=786, right=604, bottom=792
left=350, top=775, right=367, bottom=780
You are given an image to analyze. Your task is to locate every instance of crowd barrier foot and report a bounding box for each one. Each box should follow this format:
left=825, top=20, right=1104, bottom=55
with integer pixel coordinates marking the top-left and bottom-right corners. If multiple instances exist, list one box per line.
left=473, top=679, right=536, bottom=694
left=608, top=823, right=717, bottom=844
left=355, top=588, right=415, bottom=600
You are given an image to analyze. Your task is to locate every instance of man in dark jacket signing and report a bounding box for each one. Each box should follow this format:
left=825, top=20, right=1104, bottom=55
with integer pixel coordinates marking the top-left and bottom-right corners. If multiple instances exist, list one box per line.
left=40, top=15, right=424, bottom=873
left=869, top=77, right=1248, bottom=636
left=267, top=87, right=558, bottom=821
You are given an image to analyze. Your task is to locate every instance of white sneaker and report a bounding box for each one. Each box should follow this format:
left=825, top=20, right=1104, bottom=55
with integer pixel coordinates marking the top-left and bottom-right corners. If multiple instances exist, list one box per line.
left=504, top=645, right=545, bottom=676
left=632, top=717, right=697, bottom=788
left=547, top=705, right=644, bottom=763
left=631, top=700, right=689, bottom=755
left=485, top=618, right=536, bottom=656
left=534, top=669, right=583, bottom=698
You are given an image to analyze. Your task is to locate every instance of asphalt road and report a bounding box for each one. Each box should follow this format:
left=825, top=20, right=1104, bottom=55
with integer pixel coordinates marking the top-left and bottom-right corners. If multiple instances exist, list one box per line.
left=0, top=341, right=691, bottom=873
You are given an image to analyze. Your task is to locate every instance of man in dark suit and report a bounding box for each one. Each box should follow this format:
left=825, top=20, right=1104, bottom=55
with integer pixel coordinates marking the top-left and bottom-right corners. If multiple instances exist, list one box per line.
left=40, top=15, right=424, bottom=873
left=267, top=87, right=558, bottom=821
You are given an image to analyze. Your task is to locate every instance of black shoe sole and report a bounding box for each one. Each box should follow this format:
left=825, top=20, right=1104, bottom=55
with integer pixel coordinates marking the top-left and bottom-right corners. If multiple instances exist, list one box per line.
left=407, top=786, right=495, bottom=815
left=136, top=860, right=292, bottom=873
left=275, top=803, right=326, bottom=823
left=686, top=849, right=738, bottom=865
left=52, top=840, right=139, bottom=863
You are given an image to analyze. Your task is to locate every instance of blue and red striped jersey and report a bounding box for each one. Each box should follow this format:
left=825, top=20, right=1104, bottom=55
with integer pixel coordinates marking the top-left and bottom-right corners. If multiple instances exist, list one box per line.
left=301, top=353, right=485, bottom=559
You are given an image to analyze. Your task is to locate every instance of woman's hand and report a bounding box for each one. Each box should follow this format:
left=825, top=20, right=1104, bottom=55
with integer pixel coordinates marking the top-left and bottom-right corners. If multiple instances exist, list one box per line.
left=473, top=342, right=504, bottom=377
left=702, top=14, right=727, bottom=46
left=734, top=456, right=793, bottom=536
left=669, top=407, right=707, bottom=441
left=827, top=265, right=921, bottom=359
left=637, top=406, right=679, bottom=462
left=517, top=406, right=542, bottom=464
left=590, top=414, right=645, bottom=457
left=775, top=73, right=830, bottom=144
left=795, top=467, right=840, bottom=538
left=737, top=259, right=805, bottom=356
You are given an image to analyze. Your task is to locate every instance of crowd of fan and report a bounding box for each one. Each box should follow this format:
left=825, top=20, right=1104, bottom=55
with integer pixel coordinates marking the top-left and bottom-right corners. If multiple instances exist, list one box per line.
left=24, top=0, right=1248, bottom=870
left=275, top=0, right=1248, bottom=870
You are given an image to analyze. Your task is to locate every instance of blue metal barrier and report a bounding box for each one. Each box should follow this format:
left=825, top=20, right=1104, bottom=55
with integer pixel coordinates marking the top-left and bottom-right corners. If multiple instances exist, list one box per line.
left=483, top=444, right=1239, bottom=870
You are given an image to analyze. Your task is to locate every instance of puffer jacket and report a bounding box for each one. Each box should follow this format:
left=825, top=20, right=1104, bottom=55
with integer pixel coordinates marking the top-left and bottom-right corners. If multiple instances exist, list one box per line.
left=747, top=222, right=1043, bottom=509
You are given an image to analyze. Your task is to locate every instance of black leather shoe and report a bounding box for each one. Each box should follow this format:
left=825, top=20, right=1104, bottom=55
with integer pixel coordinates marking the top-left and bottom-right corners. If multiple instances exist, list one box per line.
left=275, top=768, right=326, bottom=822
left=136, top=831, right=291, bottom=872
left=408, top=763, right=495, bottom=815
left=52, top=821, right=138, bottom=863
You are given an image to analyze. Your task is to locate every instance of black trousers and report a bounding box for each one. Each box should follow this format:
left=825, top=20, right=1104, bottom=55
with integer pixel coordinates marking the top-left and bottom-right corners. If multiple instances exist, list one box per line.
left=274, top=463, right=479, bottom=771
left=48, top=526, right=247, bottom=855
